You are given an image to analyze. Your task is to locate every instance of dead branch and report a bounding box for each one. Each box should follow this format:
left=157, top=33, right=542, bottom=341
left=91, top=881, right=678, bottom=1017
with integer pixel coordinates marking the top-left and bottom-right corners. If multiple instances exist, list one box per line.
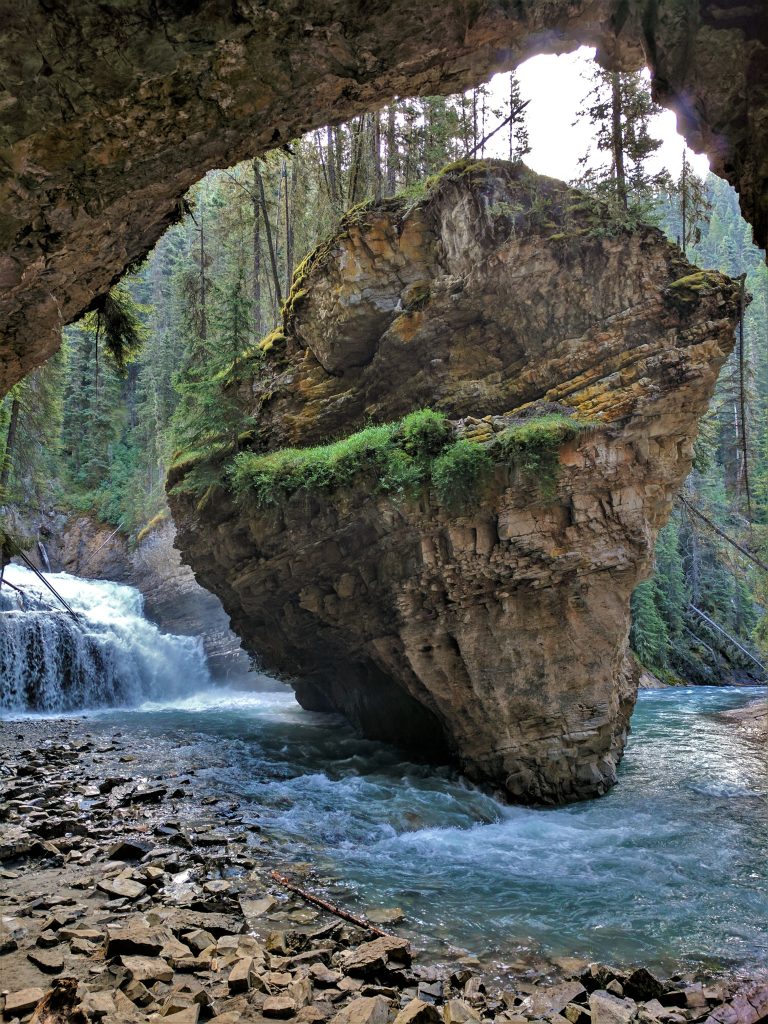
left=270, top=870, right=391, bottom=938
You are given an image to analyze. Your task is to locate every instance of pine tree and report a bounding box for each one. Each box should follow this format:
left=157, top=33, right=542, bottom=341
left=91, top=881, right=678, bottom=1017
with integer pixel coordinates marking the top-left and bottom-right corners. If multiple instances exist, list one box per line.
left=575, top=68, right=669, bottom=218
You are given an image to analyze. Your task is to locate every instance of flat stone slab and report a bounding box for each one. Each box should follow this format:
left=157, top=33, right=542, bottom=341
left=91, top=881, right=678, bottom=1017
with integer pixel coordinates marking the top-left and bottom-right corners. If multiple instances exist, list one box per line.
left=331, top=996, right=393, bottom=1024
left=393, top=998, right=442, bottom=1024
left=590, top=991, right=638, bottom=1024
left=4, top=988, right=45, bottom=1016
left=523, top=981, right=587, bottom=1016
left=263, top=995, right=299, bottom=1019
left=121, top=954, right=174, bottom=984
left=106, top=922, right=166, bottom=957
left=97, top=875, right=147, bottom=900
left=27, top=947, right=64, bottom=973
left=340, top=937, right=412, bottom=977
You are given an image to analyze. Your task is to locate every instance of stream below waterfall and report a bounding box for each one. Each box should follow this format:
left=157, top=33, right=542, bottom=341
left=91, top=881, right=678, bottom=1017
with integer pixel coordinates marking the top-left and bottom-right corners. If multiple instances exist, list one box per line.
left=1, top=566, right=768, bottom=975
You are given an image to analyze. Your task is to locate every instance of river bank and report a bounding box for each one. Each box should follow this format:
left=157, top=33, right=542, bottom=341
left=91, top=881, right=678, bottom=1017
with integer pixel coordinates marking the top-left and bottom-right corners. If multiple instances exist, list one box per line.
left=1, top=712, right=767, bottom=1024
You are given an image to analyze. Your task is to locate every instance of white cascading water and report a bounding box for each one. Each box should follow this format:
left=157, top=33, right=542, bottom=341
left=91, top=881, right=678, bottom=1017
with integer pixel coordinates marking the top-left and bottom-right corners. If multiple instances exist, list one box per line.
left=0, top=564, right=212, bottom=712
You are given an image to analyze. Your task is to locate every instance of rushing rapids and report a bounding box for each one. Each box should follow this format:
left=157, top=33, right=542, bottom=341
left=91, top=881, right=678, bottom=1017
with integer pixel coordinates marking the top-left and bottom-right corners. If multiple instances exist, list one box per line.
left=0, top=565, right=211, bottom=712
left=0, top=566, right=766, bottom=972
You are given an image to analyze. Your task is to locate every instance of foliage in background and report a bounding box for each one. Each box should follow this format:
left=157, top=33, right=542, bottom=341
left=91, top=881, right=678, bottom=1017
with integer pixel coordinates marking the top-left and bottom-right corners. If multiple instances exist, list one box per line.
left=628, top=175, right=768, bottom=683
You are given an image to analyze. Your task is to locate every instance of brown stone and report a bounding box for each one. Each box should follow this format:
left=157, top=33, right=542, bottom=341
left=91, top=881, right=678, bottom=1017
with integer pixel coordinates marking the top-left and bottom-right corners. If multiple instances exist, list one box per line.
left=105, top=923, right=166, bottom=958
left=395, top=999, right=442, bottom=1024
left=97, top=875, right=147, bottom=900
left=263, top=995, right=299, bottom=1019
left=170, top=162, right=740, bottom=804
left=330, top=996, right=393, bottom=1024
left=164, top=1009, right=201, bottom=1024
left=4, top=988, right=45, bottom=1017
left=339, top=937, right=412, bottom=978
left=443, top=1000, right=481, bottom=1024
left=522, top=983, right=587, bottom=1017
left=27, top=947, right=64, bottom=973
left=121, top=954, right=174, bottom=984
left=228, top=958, right=254, bottom=995
left=589, top=991, right=638, bottom=1024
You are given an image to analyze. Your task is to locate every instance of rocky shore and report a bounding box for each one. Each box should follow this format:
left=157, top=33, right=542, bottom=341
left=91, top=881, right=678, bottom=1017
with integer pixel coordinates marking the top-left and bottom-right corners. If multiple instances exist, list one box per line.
left=2, top=718, right=766, bottom=1024
left=717, top=700, right=768, bottom=745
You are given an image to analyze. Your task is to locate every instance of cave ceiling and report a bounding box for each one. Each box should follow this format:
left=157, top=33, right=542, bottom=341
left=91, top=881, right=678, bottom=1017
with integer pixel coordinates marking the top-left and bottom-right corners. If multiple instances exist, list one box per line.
left=0, top=0, right=766, bottom=395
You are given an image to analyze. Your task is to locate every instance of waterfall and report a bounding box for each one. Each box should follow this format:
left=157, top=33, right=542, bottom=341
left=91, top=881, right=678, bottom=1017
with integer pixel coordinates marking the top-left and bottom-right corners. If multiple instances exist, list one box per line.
left=0, top=564, right=212, bottom=712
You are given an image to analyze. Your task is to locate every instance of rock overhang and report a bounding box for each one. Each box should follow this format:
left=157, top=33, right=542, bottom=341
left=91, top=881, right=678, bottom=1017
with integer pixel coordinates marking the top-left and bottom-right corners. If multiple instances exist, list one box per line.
left=0, top=0, right=766, bottom=395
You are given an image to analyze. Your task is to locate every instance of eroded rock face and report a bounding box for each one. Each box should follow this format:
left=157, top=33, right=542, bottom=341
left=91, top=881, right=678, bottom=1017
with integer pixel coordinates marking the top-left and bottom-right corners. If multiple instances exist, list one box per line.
left=0, top=0, right=766, bottom=395
left=170, top=162, right=741, bottom=803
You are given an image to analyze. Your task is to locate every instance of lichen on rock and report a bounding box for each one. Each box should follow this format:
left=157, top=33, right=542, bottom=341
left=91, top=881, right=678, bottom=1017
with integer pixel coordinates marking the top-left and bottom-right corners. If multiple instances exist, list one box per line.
left=169, top=160, right=741, bottom=805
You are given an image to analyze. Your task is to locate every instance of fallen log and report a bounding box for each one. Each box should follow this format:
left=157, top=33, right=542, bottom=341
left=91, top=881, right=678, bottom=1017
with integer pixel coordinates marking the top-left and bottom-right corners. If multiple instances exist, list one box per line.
left=270, top=870, right=391, bottom=938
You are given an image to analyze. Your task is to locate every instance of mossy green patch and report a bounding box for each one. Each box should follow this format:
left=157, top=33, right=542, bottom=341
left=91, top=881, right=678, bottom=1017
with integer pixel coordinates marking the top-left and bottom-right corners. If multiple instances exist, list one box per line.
left=432, top=439, right=494, bottom=510
left=227, top=409, right=594, bottom=512
left=258, top=327, right=287, bottom=353
left=136, top=509, right=169, bottom=545
left=493, top=413, right=595, bottom=498
left=229, top=409, right=452, bottom=508
left=667, top=271, right=718, bottom=295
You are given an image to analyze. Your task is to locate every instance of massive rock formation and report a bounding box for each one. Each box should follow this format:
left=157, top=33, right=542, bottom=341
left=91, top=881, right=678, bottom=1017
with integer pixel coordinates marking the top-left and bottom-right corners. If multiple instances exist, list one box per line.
left=0, top=0, right=766, bottom=395
left=169, top=161, right=741, bottom=803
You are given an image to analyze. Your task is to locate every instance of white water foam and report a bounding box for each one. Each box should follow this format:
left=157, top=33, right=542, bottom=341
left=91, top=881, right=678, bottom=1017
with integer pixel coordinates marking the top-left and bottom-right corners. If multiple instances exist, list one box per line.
left=0, top=564, right=212, bottom=712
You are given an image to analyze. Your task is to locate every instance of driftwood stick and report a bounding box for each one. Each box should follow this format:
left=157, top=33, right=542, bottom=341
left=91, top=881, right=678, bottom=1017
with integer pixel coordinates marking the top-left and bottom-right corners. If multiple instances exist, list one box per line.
left=270, top=870, right=391, bottom=938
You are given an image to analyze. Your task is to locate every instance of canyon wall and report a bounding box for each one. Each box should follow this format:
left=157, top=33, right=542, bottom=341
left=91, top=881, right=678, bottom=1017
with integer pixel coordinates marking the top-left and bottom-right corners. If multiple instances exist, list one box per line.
left=169, top=162, right=741, bottom=803
left=0, top=0, right=766, bottom=395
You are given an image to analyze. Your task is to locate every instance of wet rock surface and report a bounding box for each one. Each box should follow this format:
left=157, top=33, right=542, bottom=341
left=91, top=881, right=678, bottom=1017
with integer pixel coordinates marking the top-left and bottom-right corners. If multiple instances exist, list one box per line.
left=171, top=162, right=740, bottom=805
left=0, top=718, right=765, bottom=1024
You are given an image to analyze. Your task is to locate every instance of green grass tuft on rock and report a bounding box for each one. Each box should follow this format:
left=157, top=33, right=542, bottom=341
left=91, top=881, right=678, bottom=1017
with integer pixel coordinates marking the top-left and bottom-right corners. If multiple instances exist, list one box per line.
left=228, top=409, right=595, bottom=511
left=493, top=413, right=594, bottom=497
left=432, top=439, right=494, bottom=510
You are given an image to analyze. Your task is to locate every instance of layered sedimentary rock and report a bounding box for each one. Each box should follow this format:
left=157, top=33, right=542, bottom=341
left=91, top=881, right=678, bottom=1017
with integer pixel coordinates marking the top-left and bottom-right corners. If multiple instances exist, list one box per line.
left=0, top=0, right=766, bottom=395
left=170, top=161, right=741, bottom=803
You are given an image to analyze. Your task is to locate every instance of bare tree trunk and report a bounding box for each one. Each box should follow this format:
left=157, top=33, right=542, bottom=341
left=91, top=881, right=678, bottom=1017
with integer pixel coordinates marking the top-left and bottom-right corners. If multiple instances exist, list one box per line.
left=255, top=161, right=283, bottom=312
left=198, top=204, right=208, bottom=340
left=315, top=130, right=333, bottom=202
left=681, top=150, right=687, bottom=254
left=333, top=126, right=344, bottom=205
left=611, top=73, right=628, bottom=209
left=348, top=116, right=365, bottom=205
left=737, top=273, right=752, bottom=517
left=286, top=158, right=296, bottom=288
left=326, top=125, right=339, bottom=208
left=284, top=159, right=294, bottom=294
left=251, top=160, right=262, bottom=337
left=127, top=362, right=138, bottom=429
left=386, top=105, right=397, bottom=196
left=373, top=110, right=383, bottom=203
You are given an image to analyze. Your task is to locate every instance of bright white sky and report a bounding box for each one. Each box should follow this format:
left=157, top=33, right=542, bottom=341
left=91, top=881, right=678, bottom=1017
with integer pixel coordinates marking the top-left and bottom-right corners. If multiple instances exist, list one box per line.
left=486, top=47, right=709, bottom=182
